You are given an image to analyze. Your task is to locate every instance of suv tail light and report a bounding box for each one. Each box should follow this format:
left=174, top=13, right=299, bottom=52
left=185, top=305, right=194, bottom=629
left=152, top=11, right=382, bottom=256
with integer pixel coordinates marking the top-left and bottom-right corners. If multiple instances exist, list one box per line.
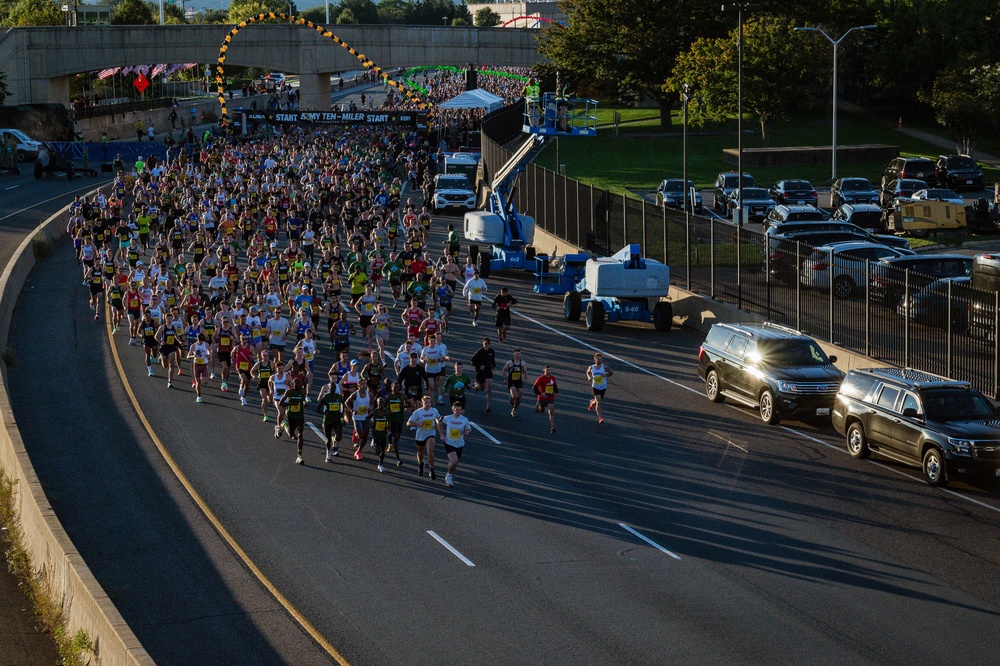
left=812, top=262, right=828, bottom=271
left=697, top=345, right=705, bottom=362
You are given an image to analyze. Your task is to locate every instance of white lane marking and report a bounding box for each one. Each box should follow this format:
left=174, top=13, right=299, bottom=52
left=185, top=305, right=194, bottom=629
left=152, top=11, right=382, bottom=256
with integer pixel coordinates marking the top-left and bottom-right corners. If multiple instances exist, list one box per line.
left=427, top=530, right=476, bottom=567
left=307, top=421, right=325, bottom=440
left=511, top=309, right=701, bottom=396
left=469, top=421, right=500, bottom=444
left=618, top=523, right=682, bottom=560
left=707, top=430, right=748, bottom=453
left=0, top=180, right=110, bottom=222
left=515, top=308, right=1000, bottom=516
left=4, top=185, right=19, bottom=191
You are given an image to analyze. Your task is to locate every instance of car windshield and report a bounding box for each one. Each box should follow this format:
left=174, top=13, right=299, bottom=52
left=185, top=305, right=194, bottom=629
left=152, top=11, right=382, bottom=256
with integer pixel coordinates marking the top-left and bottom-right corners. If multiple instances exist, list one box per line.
left=438, top=175, right=470, bottom=188
left=923, top=389, right=996, bottom=421
left=842, top=179, right=873, bottom=191
left=741, top=188, right=771, bottom=199
left=922, top=189, right=960, bottom=199
left=9, top=130, right=31, bottom=141
left=724, top=175, right=755, bottom=188
left=948, top=157, right=977, bottom=170
left=757, top=339, right=830, bottom=367
left=849, top=211, right=883, bottom=227
left=661, top=181, right=683, bottom=192
left=783, top=181, right=812, bottom=190
left=898, top=179, right=927, bottom=190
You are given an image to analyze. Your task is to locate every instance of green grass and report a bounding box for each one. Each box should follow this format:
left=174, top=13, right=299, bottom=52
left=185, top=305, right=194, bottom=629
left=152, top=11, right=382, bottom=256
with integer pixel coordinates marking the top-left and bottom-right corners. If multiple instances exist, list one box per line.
left=535, top=108, right=1000, bottom=195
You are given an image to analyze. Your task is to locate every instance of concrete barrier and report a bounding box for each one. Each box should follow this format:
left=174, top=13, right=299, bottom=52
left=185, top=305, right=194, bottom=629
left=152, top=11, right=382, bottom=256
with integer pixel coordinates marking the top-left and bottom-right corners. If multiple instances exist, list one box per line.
left=0, top=207, right=153, bottom=665
left=531, top=225, right=892, bottom=374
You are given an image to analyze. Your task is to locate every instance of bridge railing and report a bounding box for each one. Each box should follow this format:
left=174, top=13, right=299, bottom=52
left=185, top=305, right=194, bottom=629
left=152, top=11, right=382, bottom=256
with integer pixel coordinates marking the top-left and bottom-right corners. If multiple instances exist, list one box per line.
left=480, top=102, right=1000, bottom=397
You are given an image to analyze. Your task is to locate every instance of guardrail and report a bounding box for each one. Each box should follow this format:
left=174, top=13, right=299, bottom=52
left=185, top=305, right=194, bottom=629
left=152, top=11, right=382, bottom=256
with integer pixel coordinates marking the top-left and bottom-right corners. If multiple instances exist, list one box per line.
left=0, top=200, right=153, bottom=665
left=481, top=103, right=1000, bottom=397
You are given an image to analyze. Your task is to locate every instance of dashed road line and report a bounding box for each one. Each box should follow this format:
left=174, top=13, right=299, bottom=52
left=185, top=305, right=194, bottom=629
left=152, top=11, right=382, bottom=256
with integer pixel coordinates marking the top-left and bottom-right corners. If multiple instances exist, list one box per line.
left=427, top=530, right=476, bottom=566
left=618, top=523, right=682, bottom=560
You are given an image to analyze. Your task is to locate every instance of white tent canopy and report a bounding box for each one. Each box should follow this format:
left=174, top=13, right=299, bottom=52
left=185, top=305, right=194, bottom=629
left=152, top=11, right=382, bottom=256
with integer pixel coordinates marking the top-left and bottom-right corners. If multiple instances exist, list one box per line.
left=437, top=88, right=505, bottom=111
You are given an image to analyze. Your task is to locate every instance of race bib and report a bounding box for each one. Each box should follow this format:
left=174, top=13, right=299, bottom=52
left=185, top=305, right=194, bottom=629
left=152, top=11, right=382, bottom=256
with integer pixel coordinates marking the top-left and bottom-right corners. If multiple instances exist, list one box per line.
left=448, top=428, right=461, bottom=440
left=375, top=421, right=387, bottom=432
left=390, top=403, right=400, bottom=412
left=239, top=361, right=249, bottom=371
left=357, top=405, right=368, bottom=416
left=512, top=371, right=521, bottom=381
left=594, top=376, right=606, bottom=389
left=545, top=385, right=554, bottom=395
left=364, top=303, right=373, bottom=314
left=472, top=287, right=481, bottom=295
left=290, top=403, right=301, bottom=413
left=422, top=418, right=433, bottom=430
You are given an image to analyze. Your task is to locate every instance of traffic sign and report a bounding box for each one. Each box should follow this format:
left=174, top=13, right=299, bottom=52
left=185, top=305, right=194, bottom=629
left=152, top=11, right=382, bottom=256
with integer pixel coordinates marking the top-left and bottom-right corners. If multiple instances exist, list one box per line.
left=134, top=73, right=149, bottom=93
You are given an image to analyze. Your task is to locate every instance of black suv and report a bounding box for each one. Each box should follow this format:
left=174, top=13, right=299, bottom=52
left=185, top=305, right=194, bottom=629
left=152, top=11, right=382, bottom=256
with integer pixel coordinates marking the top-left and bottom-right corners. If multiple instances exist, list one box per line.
left=832, top=367, right=1000, bottom=486
left=698, top=322, right=843, bottom=425
left=935, top=155, right=985, bottom=192
left=870, top=254, right=973, bottom=307
left=882, top=157, right=937, bottom=188
left=712, top=172, right=756, bottom=214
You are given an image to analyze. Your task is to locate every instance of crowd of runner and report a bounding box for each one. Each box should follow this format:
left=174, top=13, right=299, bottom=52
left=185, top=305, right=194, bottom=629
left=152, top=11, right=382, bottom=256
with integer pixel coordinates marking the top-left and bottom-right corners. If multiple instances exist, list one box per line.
left=68, top=99, right=612, bottom=488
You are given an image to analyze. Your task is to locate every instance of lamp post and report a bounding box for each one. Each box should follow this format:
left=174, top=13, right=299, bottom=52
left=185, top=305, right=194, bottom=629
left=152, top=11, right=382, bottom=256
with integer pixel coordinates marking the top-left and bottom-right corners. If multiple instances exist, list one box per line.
left=325, top=0, right=329, bottom=24
left=721, top=3, right=758, bottom=226
left=682, top=82, right=691, bottom=217
left=795, top=24, right=877, bottom=181
left=443, top=15, right=448, bottom=26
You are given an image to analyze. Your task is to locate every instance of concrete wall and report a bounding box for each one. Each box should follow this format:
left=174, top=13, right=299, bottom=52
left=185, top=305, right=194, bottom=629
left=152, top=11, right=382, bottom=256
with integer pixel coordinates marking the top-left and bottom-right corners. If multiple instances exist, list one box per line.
left=0, top=205, right=154, bottom=665
left=0, top=25, right=541, bottom=107
left=531, top=225, right=892, bottom=373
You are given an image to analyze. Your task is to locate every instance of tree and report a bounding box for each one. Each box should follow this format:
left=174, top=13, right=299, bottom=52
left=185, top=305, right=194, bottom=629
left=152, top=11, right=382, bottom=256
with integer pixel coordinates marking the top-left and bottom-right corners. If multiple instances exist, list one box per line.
left=163, top=1, right=186, bottom=23
left=0, top=71, right=8, bottom=106
left=377, top=0, right=408, bottom=24
left=921, top=63, right=1000, bottom=154
left=474, top=6, right=500, bottom=27
left=336, top=7, right=357, bottom=24
left=6, top=0, right=61, bottom=25
left=228, top=0, right=296, bottom=23
left=336, top=0, right=377, bottom=24
left=111, top=0, right=154, bottom=24
left=666, top=15, right=824, bottom=146
left=298, top=5, right=330, bottom=24
left=538, top=0, right=726, bottom=129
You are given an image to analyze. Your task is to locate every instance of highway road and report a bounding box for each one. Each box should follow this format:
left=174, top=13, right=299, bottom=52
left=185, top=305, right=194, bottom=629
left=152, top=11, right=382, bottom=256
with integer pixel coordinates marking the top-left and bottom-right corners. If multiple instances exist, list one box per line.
left=13, top=201, right=1000, bottom=663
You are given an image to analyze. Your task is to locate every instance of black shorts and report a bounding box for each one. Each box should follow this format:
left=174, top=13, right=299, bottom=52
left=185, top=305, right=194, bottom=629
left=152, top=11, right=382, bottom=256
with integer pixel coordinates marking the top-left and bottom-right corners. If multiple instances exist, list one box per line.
left=269, top=342, right=285, bottom=352
left=444, top=444, right=464, bottom=459
left=111, top=301, right=124, bottom=311
left=372, top=437, right=387, bottom=452
left=427, top=370, right=444, bottom=379
left=476, top=371, right=492, bottom=385
left=448, top=396, right=467, bottom=410
left=415, top=435, right=434, bottom=446
left=323, top=420, right=343, bottom=437
left=507, top=380, right=523, bottom=390
left=495, top=311, right=511, bottom=327
left=89, top=284, right=103, bottom=296
left=390, top=421, right=403, bottom=436
left=592, top=388, right=607, bottom=397
left=404, top=385, right=422, bottom=398
left=161, top=344, right=178, bottom=356
left=287, top=418, right=304, bottom=433
left=219, top=351, right=232, bottom=365
left=258, top=379, right=271, bottom=391
left=144, top=343, right=159, bottom=354
left=359, top=315, right=372, bottom=328
left=334, top=340, right=350, bottom=353
left=239, top=370, right=252, bottom=382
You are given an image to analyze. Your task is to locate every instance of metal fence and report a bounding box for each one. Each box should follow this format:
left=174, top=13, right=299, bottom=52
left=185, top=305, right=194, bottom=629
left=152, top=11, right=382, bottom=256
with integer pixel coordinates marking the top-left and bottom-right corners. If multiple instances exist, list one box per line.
left=481, top=103, right=1000, bottom=398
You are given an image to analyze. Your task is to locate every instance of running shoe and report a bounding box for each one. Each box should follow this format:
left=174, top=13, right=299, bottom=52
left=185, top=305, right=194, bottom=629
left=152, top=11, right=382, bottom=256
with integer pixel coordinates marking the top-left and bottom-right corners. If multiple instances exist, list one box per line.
left=396, top=459, right=403, bottom=467
left=325, top=451, right=333, bottom=463
left=147, top=368, right=153, bottom=376
left=240, top=397, right=247, bottom=406
left=353, top=450, right=363, bottom=460
left=437, top=395, right=444, bottom=405
left=486, top=407, right=492, bottom=414
left=295, top=456, right=303, bottom=465
left=418, top=463, right=424, bottom=477
left=599, top=418, right=605, bottom=425
left=210, top=372, right=216, bottom=380
left=128, top=339, right=136, bottom=346
left=588, top=400, right=595, bottom=412
left=377, top=464, right=385, bottom=473
left=304, top=396, right=311, bottom=403
left=220, top=382, right=228, bottom=392
left=445, top=473, right=454, bottom=487
left=352, top=430, right=359, bottom=444
left=429, top=468, right=436, bottom=480
left=94, top=314, right=99, bottom=321
left=331, top=446, right=339, bottom=456
left=166, top=382, right=172, bottom=389
left=177, top=368, right=182, bottom=375
left=274, top=425, right=281, bottom=438
left=550, top=427, right=556, bottom=434
left=112, top=326, right=119, bottom=334
left=196, top=396, right=203, bottom=403
left=472, top=320, right=477, bottom=327
left=263, top=415, right=269, bottom=422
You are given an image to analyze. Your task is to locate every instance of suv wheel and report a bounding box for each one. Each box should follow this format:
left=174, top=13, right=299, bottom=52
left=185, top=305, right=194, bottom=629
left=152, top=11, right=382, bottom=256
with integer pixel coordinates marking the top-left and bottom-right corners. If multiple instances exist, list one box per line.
left=922, top=447, right=948, bottom=487
left=833, top=275, right=856, bottom=299
left=846, top=423, right=871, bottom=459
left=759, top=389, right=780, bottom=425
left=705, top=369, right=724, bottom=403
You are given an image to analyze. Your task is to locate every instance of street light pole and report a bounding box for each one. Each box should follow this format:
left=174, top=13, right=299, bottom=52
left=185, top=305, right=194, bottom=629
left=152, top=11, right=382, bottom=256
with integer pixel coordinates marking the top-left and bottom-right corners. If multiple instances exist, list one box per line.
left=443, top=16, right=448, bottom=26
left=325, top=0, right=329, bottom=24
left=682, top=83, right=690, bottom=217
left=795, top=24, right=877, bottom=181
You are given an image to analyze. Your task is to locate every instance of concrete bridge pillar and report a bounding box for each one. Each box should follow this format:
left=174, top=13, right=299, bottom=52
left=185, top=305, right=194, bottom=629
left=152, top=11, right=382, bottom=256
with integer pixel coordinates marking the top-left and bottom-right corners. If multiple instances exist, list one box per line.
left=298, top=73, right=331, bottom=111
left=30, top=75, right=71, bottom=107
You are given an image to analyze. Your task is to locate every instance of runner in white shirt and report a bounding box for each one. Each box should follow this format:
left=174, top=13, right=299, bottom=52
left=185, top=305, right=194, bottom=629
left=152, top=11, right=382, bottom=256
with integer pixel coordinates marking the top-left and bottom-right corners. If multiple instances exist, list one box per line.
left=462, top=270, right=488, bottom=326
left=345, top=383, right=372, bottom=460
left=420, top=332, right=449, bottom=404
left=586, top=353, right=614, bottom=425
left=438, top=402, right=471, bottom=488
left=406, top=394, right=441, bottom=480
left=187, top=334, right=212, bottom=403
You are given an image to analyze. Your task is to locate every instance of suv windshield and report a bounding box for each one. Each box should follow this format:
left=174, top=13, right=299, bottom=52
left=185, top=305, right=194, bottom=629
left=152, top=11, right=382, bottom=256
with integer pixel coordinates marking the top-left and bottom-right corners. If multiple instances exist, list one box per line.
left=842, top=180, right=871, bottom=191
left=947, top=157, right=977, bottom=170
left=923, top=389, right=996, bottom=421
left=437, top=175, right=471, bottom=189
left=724, top=175, right=755, bottom=188
left=757, top=339, right=830, bottom=366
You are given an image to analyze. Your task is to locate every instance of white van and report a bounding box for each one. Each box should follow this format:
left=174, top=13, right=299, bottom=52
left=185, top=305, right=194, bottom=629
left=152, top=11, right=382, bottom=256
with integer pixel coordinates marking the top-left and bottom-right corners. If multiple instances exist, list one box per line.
left=0, top=128, right=42, bottom=162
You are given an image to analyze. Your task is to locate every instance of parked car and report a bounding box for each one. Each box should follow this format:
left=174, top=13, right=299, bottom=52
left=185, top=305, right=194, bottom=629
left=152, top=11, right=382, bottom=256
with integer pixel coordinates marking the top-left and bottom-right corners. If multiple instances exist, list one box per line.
left=266, top=72, right=286, bottom=83
left=968, top=254, right=1000, bottom=341
left=431, top=173, right=476, bottom=212
left=721, top=186, right=775, bottom=223
left=765, top=219, right=911, bottom=250
left=935, top=154, right=985, bottom=192
left=910, top=188, right=966, bottom=206
left=767, top=230, right=907, bottom=285
left=33, top=143, right=74, bottom=180
left=800, top=241, right=913, bottom=298
left=0, top=128, right=42, bottom=162
left=897, top=276, right=972, bottom=331
left=763, top=204, right=828, bottom=229
left=656, top=178, right=702, bottom=213
left=882, top=157, right=937, bottom=188
left=880, top=178, right=928, bottom=208
left=831, top=177, right=880, bottom=207
left=768, top=180, right=819, bottom=206
left=713, top=172, right=756, bottom=215
left=831, top=203, right=885, bottom=232
left=698, top=322, right=843, bottom=425
left=869, top=254, right=973, bottom=307
left=832, top=367, right=1000, bottom=486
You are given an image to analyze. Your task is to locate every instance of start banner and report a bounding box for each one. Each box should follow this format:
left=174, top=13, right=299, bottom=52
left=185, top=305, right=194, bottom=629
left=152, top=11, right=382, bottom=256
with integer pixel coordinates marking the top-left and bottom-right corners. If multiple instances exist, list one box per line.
left=243, top=110, right=428, bottom=127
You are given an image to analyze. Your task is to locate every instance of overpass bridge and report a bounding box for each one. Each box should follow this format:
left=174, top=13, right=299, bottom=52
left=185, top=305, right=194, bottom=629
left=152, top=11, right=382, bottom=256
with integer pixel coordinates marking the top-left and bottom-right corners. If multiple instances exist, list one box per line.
left=0, top=24, right=540, bottom=110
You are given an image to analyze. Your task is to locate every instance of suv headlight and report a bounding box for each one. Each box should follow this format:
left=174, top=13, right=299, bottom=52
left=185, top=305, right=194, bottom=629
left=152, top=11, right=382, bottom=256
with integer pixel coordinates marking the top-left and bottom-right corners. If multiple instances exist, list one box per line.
left=947, top=437, right=972, bottom=455
left=777, top=381, right=797, bottom=393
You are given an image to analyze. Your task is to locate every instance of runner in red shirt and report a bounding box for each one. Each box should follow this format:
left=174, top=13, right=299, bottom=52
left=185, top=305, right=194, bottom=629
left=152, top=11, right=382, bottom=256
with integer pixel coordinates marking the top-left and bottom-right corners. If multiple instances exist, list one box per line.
left=402, top=299, right=425, bottom=339
left=532, top=365, right=559, bottom=434
left=232, top=335, right=255, bottom=406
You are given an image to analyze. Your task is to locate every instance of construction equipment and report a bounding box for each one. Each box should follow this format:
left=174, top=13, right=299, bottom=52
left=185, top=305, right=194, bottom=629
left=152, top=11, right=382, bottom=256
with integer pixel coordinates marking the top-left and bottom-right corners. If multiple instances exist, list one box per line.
left=887, top=199, right=966, bottom=236
left=556, top=244, right=673, bottom=332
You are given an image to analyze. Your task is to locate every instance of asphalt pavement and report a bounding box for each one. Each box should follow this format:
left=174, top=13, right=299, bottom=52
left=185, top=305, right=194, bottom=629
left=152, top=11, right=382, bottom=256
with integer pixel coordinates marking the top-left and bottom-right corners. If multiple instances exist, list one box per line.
left=19, top=205, right=1000, bottom=664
